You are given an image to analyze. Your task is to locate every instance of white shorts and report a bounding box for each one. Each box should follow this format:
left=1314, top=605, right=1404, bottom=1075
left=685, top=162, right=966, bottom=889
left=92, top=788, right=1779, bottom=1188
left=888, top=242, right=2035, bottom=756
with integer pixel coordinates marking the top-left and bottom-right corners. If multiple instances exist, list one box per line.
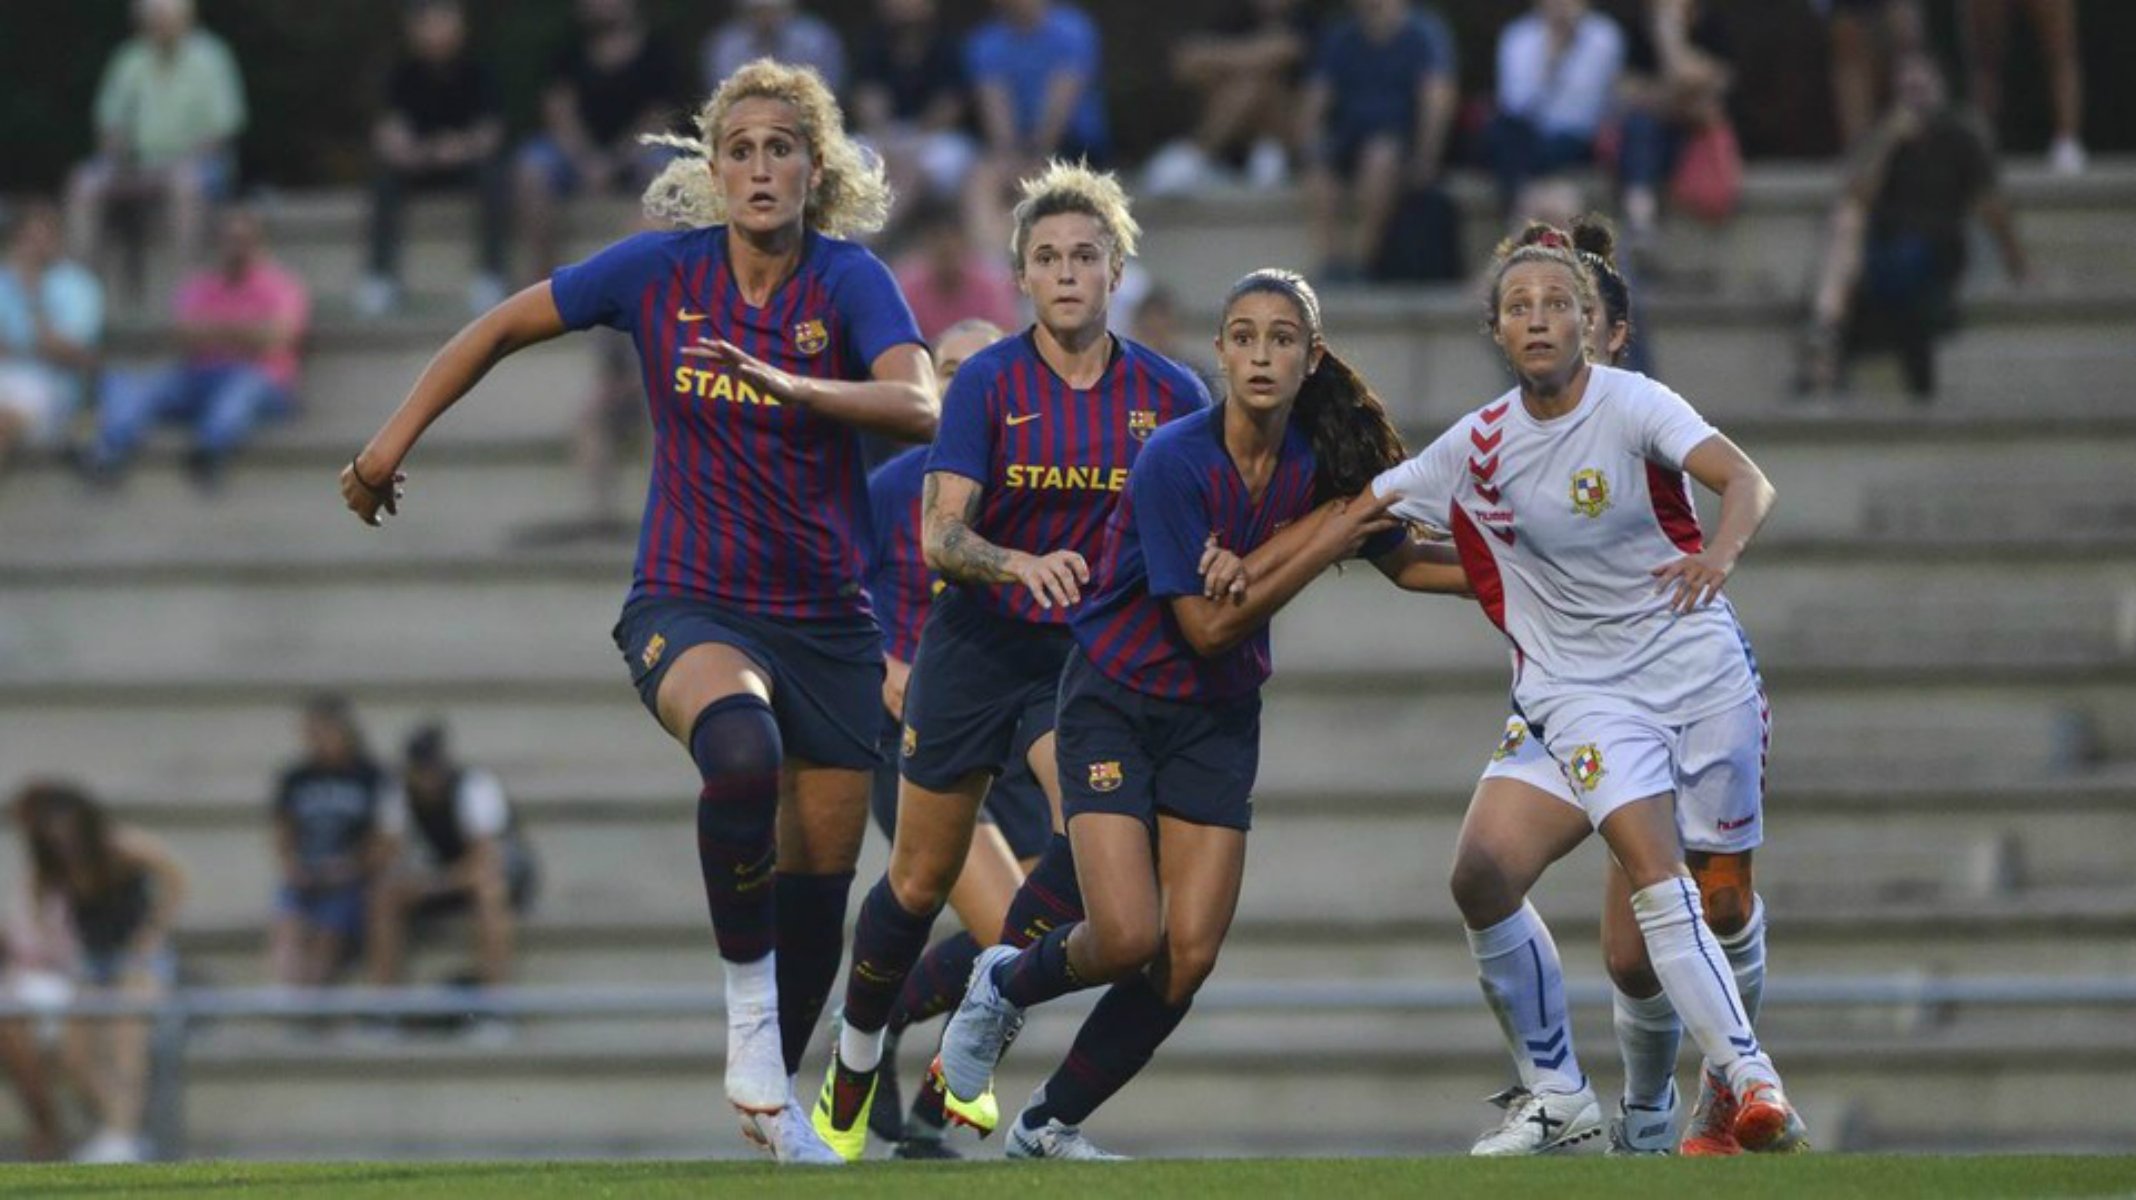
left=0, top=364, right=70, bottom=446
left=1477, top=693, right=1769, bottom=854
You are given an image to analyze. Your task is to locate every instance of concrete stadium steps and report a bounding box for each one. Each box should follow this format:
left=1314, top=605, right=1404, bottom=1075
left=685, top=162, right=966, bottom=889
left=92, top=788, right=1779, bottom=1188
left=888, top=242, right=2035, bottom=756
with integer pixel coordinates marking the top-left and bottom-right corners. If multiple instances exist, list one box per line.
left=0, top=667, right=2127, bottom=812
left=6, top=553, right=2130, bottom=683
left=1131, top=164, right=2136, bottom=303
left=8, top=415, right=2134, bottom=564
left=22, top=771, right=2132, bottom=934
left=101, top=287, right=2136, bottom=437
left=80, top=1008, right=2136, bottom=1157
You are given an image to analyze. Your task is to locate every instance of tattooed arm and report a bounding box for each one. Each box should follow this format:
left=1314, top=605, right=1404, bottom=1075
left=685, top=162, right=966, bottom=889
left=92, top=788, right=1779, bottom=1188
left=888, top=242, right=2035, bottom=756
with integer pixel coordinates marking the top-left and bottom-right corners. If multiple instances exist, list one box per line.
left=923, top=471, right=1090, bottom=611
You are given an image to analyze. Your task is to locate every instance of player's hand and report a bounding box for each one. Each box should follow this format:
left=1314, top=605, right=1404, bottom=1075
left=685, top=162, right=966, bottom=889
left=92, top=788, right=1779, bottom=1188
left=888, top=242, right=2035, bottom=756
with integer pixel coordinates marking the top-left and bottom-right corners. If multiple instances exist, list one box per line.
left=1199, top=533, right=1248, bottom=603
left=881, top=656, right=911, bottom=720
left=1651, top=551, right=1734, bottom=613
left=341, top=455, right=405, bottom=527
left=1319, top=489, right=1403, bottom=558
left=1010, top=549, right=1088, bottom=610
left=682, top=337, right=802, bottom=403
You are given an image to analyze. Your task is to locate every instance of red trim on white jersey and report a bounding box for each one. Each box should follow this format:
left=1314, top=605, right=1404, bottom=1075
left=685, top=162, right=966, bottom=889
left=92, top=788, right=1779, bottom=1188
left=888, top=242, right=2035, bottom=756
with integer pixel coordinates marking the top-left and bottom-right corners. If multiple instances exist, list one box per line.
left=1645, top=461, right=1704, bottom=555
left=1451, top=505, right=1508, bottom=634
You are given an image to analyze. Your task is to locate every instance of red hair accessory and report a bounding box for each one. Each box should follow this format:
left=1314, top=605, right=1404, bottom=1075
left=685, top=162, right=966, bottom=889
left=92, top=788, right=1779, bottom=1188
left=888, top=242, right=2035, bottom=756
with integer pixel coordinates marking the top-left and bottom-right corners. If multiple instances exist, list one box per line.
left=1533, top=229, right=1570, bottom=250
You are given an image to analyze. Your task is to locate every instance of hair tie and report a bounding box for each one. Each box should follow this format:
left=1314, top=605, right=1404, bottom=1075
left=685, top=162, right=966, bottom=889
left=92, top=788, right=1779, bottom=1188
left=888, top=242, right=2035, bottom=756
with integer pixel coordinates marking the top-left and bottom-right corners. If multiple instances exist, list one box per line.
left=1534, top=229, right=1571, bottom=251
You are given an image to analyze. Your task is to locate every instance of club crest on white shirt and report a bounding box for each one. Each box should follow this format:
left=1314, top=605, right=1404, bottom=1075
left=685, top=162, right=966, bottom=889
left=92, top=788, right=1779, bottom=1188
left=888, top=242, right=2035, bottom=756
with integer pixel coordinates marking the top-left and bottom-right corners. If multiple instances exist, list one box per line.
left=1567, top=743, right=1606, bottom=791
left=1570, top=468, right=1612, bottom=518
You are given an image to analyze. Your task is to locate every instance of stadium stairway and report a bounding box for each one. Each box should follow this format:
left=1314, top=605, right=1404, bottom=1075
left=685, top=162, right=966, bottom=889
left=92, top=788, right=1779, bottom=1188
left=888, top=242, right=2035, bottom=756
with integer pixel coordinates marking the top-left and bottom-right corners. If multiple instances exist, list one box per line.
left=2, top=161, right=2134, bottom=1159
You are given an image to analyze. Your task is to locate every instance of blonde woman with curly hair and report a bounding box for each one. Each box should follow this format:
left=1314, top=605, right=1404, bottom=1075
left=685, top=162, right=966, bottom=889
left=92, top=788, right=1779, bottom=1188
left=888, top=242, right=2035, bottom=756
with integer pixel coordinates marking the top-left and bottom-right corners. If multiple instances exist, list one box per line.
left=812, top=160, right=1210, bottom=1161
left=339, top=58, right=936, bottom=1165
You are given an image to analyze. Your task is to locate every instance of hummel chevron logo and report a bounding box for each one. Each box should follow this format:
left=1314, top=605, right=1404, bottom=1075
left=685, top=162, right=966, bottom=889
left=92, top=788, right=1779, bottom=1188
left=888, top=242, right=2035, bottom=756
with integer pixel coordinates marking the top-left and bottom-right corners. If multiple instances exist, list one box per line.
left=1471, top=426, right=1504, bottom=454
left=1490, top=525, right=1516, bottom=547
left=1526, top=1029, right=1571, bottom=1071
left=1480, top=400, right=1510, bottom=424
left=1475, top=484, right=1502, bottom=504
left=1470, top=454, right=1499, bottom=482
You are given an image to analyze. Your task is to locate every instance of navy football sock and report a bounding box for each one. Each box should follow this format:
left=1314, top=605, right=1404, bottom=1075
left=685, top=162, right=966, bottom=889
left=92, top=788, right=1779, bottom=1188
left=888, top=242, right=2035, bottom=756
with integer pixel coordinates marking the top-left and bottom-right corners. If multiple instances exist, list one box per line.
left=1022, top=973, right=1190, bottom=1129
left=994, top=920, right=1088, bottom=1009
left=775, top=870, right=854, bottom=1075
left=689, top=695, right=781, bottom=964
left=888, top=931, right=982, bottom=1035
left=841, top=876, right=941, bottom=1043
left=999, top=833, right=1084, bottom=948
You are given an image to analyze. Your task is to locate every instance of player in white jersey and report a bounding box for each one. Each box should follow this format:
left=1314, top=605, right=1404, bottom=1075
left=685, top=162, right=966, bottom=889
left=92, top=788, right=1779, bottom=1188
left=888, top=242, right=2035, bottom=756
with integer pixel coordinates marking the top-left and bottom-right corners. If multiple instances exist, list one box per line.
left=1453, top=219, right=1778, bottom=1157
left=1373, top=221, right=1806, bottom=1155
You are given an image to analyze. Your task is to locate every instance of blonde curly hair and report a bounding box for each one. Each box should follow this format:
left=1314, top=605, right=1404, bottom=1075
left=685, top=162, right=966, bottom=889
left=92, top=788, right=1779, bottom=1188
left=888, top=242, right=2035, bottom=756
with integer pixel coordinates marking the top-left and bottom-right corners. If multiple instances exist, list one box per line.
left=1009, top=160, right=1140, bottom=271
left=640, top=59, right=892, bottom=239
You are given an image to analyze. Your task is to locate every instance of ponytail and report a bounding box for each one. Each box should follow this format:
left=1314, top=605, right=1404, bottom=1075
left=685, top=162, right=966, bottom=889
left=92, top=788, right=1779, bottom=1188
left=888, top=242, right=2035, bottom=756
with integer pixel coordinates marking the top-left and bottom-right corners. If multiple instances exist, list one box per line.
left=1294, top=347, right=1407, bottom=504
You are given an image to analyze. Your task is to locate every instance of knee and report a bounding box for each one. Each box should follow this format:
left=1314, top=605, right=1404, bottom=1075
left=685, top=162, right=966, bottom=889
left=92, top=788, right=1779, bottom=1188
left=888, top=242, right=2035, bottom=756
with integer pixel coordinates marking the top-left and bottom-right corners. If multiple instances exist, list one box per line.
left=1084, top=914, right=1161, bottom=982
left=1699, top=882, right=1754, bottom=938
left=887, top=853, right=957, bottom=916
left=1448, top=851, right=1521, bottom=928
left=1158, top=938, right=1222, bottom=1006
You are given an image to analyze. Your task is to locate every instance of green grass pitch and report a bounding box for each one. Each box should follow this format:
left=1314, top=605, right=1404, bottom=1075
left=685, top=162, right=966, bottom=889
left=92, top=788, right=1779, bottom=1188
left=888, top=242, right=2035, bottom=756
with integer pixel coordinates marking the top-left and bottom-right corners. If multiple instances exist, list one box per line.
left=1, top=1157, right=2133, bottom=1199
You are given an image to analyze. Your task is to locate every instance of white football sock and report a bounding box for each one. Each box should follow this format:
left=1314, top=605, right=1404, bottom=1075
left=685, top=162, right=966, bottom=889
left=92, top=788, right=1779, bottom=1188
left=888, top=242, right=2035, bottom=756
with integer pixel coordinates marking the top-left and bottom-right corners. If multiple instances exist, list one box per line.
left=1612, top=986, right=1681, bottom=1111
left=1717, top=893, right=1766, bottom=1023
left=1466, top=901, right=1587, bottom=1096
left=839, top=1019, right=884, bottom=1072
left=1630, top=877, right=1776, bottom=1097
left=725, top=952, right=778, bottom=1012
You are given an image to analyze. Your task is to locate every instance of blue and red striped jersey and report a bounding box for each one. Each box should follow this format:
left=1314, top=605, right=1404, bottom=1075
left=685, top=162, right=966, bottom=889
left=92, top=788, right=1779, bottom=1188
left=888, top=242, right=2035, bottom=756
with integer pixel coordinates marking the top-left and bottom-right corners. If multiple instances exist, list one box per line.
left=1072, top=406, right=1321, bottom=702
left=925, top=330, right=1209, bottom=625
left=865, top=446, right=934, bottom=663
left=551, top=226, right=923, bottom=619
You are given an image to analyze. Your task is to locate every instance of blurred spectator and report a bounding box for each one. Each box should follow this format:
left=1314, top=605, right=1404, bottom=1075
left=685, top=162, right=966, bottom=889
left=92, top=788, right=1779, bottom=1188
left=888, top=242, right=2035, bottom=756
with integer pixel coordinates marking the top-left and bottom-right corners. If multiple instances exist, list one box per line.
left=705, top=0, right=847, bottom=93
left=852, top=0, right=977, bottom=225
left=1615, top=0, right=1736, bottom=256
left=961, top=0, right=1109, bottom=255
left=0, top=1001, right=61, bottom=1160
left=1822, top=0, right=1924, bottom=150
left=1798, top=53, right=2027, bottom=402
left=1488, top=0, right=1625, bottom=220
left=892, top=197, right=1023, bottom=344
left=1143, top=0, right=1319, bottom=196
left=268, top=696, right=395, bottom=991
left=0, top=202, right=104, bottom=477
left=1299, top=0, right=1459, bottom=283
left=80, top=206, right=309, bottom=491
left=65, top=0, right=246, bottom=280
left=1962, top=0, right=2085, bottom=174
left=7, top=782, right=187, bottom=1165
left=1129, top=284, right=1221, bottom=397
left=367, top=723, right=536, bottom=996
left=515, top=0, right=685, bottom=279
left=357, top=0, right=509, bottom=319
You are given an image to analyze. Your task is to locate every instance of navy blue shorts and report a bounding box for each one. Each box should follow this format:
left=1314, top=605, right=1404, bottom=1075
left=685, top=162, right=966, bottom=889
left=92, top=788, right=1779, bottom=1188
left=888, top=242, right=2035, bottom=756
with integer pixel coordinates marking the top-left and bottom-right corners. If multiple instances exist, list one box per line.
left=613, top=596, right=885, bottom=771
left=276, top=881, right=369, bottom=941
left=899, top=588, right=1073, bottom=792
left=871, top=712, right=1053, bottom=862
left=1056, top=651, right=1262, bottom=832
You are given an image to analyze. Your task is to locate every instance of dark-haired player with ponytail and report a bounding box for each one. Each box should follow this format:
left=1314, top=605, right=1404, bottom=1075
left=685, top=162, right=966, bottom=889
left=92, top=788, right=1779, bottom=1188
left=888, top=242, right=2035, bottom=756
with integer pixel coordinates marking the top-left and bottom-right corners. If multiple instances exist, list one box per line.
left=936, top=269, right=1466, bottom=1158
left=1375, top=219, right=1805, bottom=1157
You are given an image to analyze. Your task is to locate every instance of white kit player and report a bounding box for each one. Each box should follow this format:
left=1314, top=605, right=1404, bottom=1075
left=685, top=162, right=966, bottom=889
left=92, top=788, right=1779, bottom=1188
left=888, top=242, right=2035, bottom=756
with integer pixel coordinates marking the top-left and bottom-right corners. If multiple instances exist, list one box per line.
left=1374, top=223, right=1807, bottom=1156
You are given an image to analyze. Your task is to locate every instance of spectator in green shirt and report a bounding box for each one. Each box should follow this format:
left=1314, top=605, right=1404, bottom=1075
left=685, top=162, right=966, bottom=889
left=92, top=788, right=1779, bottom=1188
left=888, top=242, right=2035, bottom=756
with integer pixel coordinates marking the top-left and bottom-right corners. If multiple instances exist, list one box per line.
left=65, top=0, right=247, bottom=277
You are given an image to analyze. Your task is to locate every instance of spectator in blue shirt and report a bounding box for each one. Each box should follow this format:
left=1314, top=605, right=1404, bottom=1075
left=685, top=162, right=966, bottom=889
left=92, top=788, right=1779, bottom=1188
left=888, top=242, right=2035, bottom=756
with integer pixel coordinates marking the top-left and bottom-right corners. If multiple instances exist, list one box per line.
left=1487, top=0, right=1625, bottom=218
left=961, top=0, right=1109, bottom=257
left=0, top=201, right=103, bottom=478
left=1299, top=0, right=1459, bottom=283
left=704, top=0, right=847, bottom=94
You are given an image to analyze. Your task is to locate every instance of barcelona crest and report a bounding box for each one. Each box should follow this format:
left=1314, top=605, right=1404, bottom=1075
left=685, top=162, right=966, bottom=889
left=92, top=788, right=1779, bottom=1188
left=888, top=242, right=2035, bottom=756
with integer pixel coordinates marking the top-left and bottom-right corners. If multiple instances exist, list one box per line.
left=1128, top=409, right=1157, bottom=441
left=1088, top=761, right=1124, bottom=793
left=1568, top=744, right=1605, bottom=792
left=640, top=632, right=666, bottom=671
left=1570, top=468, right=1611, bottom=518
left=792, top=318, right=829, bottom=357
left=1491, top=719, right=1528, bottom=762
left=901, top=724, right=918, bottom=759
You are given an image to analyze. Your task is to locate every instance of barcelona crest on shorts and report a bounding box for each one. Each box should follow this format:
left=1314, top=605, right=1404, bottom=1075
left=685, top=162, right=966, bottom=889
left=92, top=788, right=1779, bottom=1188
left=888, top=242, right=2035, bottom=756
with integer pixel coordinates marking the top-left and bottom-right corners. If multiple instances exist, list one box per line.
left=1088, top=761, right=1124, bottom=793
left=1492, top=719, right=1528, bottom=762
left=1570, top=468, right=1611, bottom=518
left=640, top=632, right=666, bottom=671
left=791, top=318, right=829, bottom=357
left=1568, top=744, right=1605, bottom=791
left=1128, top=409, right=1157, bottom=441
left=901, top=724, right=919, bottom=759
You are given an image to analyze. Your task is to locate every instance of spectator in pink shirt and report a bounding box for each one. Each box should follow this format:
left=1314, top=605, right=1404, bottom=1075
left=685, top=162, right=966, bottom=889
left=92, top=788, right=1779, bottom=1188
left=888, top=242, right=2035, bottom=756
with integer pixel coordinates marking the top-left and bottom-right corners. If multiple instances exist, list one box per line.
left=891, top=198, right=1022, bottom=343
left=83, top=206, right=308, bottom=490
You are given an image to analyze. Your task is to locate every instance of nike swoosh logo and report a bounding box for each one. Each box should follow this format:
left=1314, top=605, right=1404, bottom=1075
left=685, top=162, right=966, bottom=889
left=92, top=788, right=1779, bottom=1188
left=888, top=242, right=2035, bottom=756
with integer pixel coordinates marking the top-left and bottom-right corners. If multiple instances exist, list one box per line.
left=1006, top=412, right=1043, bottom=426
left=677, top=309, right=710, bottom=323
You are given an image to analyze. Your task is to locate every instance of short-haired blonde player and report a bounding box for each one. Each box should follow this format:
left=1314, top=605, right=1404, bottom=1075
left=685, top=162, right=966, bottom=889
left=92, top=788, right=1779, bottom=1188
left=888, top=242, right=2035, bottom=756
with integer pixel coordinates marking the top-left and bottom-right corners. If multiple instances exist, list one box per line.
left=1372, top=221, right=1807, bottom=1157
